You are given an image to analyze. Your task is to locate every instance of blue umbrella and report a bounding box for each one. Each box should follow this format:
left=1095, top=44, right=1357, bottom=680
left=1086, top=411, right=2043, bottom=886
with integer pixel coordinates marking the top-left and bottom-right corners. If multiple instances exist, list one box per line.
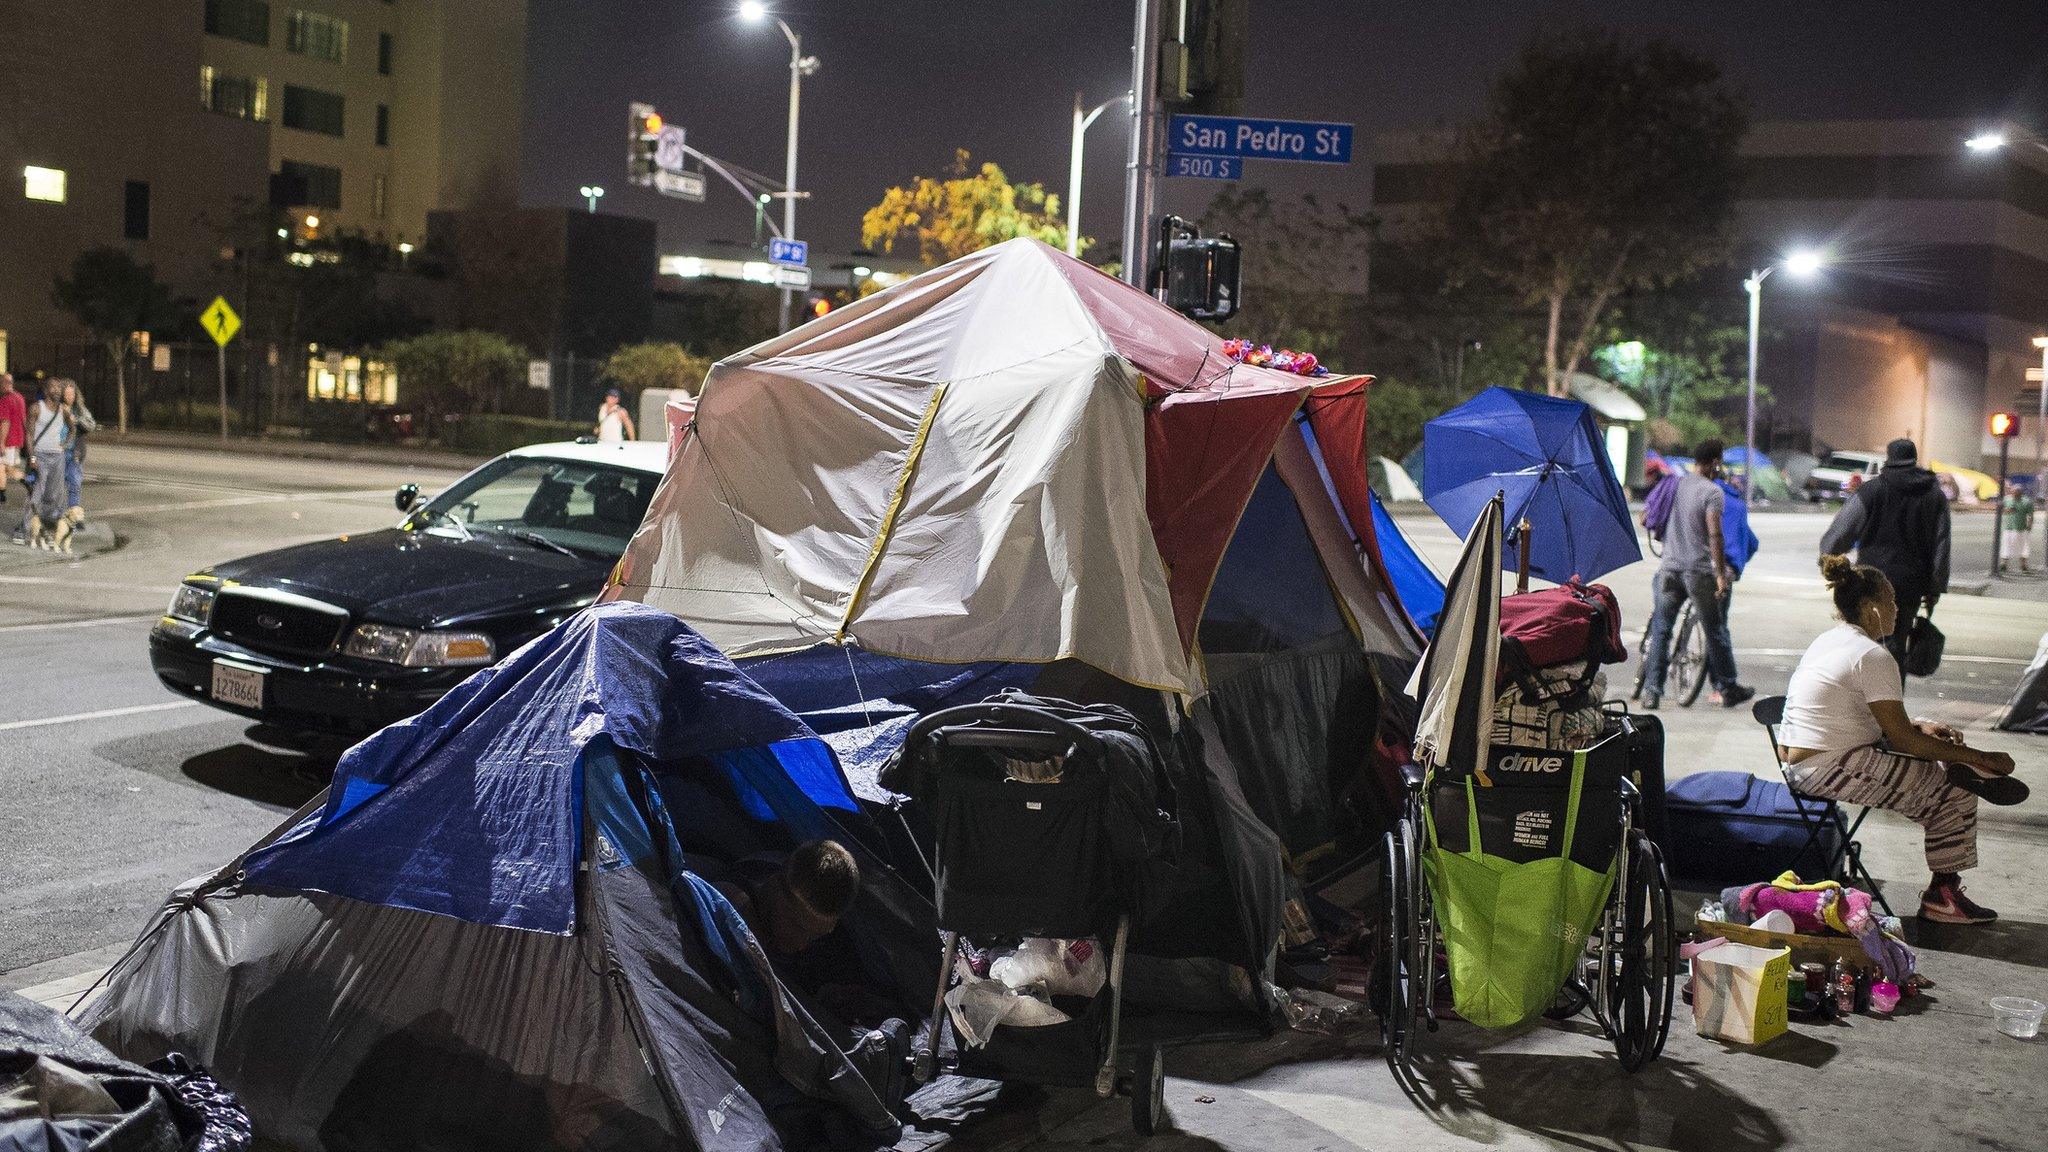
left=1422, top=386, right=1641, bottom=585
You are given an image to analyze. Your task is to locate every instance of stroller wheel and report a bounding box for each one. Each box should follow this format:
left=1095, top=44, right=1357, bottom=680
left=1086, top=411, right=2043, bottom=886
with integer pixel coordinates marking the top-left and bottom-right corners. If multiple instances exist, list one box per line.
left=1131, top=1044, right=1165, bottom=1135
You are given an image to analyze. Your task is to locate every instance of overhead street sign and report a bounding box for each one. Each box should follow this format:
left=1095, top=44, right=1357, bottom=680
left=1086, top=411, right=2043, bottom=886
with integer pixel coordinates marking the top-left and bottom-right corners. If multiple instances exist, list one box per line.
left=655, top=168, right=706, bottom=202
left=769, top=238, right=808, bottom=267
left=1169, top=114, right=1353, bottom=165
left=1167, top=153, right=1243, bottom=180
left=199, top=296, right=241, bottom=347
left=654, top=125, right=688, bottom=172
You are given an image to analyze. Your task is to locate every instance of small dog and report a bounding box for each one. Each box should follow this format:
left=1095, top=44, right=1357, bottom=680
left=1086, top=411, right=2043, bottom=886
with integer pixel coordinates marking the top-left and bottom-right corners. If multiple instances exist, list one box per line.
left=22, top=505, right=78, bottom=554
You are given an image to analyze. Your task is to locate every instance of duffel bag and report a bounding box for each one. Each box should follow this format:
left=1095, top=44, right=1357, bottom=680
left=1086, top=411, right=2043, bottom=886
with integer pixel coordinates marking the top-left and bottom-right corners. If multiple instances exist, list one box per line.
left=1663, top=770, right=1838, bottom=884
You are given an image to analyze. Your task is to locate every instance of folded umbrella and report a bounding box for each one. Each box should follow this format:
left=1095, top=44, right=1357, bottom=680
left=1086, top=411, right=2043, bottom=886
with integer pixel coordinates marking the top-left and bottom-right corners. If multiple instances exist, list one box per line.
left=1406, top=492, right=1503, bottom=781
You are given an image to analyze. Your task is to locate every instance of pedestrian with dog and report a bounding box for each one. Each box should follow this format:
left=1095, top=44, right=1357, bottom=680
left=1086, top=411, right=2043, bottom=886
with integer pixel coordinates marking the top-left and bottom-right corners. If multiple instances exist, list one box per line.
left=12, top=377, right=73, bottom=550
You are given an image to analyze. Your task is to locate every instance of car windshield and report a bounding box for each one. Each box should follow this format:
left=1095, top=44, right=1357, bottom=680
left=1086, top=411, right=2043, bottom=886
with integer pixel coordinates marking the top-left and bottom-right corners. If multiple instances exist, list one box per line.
left=1823, top=454, right=1874, bottom=472
left=409, top=457, right=656, bottom=558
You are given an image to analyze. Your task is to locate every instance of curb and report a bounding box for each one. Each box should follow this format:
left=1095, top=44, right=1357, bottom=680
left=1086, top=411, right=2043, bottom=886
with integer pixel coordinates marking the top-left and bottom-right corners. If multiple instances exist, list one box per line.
left=101, top=430, right=488, bottom=471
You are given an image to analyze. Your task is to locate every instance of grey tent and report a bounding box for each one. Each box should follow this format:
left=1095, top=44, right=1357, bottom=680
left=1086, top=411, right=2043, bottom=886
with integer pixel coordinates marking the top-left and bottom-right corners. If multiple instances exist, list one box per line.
left=83, top=605, right=937, bottom=1152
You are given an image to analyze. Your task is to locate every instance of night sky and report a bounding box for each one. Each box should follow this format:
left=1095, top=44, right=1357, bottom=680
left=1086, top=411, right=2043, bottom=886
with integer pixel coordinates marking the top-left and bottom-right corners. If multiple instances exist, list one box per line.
left=521, top=1, right=2048, bottom=258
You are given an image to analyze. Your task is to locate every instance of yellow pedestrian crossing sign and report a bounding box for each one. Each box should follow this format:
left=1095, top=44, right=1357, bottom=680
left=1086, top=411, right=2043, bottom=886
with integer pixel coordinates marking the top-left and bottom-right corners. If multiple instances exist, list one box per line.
left=200, top=296, right=241, bottom=347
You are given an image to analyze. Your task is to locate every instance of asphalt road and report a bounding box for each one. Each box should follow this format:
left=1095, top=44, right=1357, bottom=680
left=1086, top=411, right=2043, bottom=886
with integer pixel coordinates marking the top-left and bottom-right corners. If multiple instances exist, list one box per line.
left=5, top=445, right=2046, bottom=1152
left=0, top=443, right=470, bottom=981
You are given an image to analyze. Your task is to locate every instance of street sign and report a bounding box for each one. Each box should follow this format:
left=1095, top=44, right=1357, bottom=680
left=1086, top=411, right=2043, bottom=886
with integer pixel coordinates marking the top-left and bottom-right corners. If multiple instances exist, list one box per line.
left=1167, top=153, right=1243, bottom=180
left=654, top=125, right=688, bottom=172
left=152, top=345, right=172, bottom=372
left=773, top=265, right=811, bottom=290
left=528, top=359, right=551, bottom=390
left=654, top=168, right=706, bottom=202
left=769, top=238, right=808, bottom=267
left=1168, top=114, right=1353, bottom=165
left=199, top=296, right=241, bottom=347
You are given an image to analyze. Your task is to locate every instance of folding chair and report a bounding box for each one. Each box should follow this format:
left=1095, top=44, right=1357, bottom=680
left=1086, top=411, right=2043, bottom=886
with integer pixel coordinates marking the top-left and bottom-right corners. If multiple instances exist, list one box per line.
left=1751, top=696, right=1894, bottom=916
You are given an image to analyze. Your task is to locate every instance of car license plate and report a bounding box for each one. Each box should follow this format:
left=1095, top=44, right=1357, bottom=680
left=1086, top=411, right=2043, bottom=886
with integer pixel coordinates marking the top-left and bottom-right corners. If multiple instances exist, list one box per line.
left=210, top=660, right=266, bottom=710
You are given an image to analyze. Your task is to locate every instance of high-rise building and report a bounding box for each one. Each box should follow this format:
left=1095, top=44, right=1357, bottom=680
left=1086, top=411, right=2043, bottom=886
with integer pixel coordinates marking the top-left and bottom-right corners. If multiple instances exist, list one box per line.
left=0, top=1, right=526, bottom=359
left=198, top=0, right=527, bottom=242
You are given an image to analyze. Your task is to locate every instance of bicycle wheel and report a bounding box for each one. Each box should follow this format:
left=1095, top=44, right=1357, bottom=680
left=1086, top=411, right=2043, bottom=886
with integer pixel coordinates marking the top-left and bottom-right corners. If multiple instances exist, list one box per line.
left=1672, top=607, right=1709, bottom=706
left=1609, top=831, right=1675, bottom=1072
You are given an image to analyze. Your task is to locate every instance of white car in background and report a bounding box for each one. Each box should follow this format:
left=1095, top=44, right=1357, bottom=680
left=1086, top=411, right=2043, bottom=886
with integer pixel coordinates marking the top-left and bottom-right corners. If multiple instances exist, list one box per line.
left=1804, top=450, right=1883, bottom=502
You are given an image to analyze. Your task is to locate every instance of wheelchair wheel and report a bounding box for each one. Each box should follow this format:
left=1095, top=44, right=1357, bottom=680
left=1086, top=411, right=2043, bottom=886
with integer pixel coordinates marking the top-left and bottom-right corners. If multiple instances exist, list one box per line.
left=1608, top=831, right=1676, bottom=1071
left=1402, top=815, right=1438, bottom=1039
left=1377, top=827, right=1412, bottom=1067
left=1131, top=1044, right=1165, bottom=1135
left=1672, top=608, right=1709, bottom=706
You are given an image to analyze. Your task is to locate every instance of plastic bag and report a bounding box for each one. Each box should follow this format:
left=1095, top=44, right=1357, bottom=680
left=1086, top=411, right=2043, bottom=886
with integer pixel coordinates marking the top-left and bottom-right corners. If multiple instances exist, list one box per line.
left=989, top=938, right=1105, bottom=999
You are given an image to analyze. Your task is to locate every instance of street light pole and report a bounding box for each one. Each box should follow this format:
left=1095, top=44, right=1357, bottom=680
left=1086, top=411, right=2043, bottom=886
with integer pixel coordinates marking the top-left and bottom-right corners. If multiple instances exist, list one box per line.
left=1744, top=266, right=1769, bottom=503
left=1069, top=93, right=1126, bottom=258
left=741, top=3, right=816, bottom=332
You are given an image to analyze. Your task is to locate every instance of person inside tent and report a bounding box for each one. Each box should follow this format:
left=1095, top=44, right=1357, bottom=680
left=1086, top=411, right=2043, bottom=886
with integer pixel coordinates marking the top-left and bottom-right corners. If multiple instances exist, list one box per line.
left=711, top=838, right=861, bottom=961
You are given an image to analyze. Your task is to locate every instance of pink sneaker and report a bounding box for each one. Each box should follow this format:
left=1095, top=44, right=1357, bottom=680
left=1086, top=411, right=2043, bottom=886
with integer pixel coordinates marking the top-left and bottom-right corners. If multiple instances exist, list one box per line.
left=1919, top=882, right=1998, bottom=924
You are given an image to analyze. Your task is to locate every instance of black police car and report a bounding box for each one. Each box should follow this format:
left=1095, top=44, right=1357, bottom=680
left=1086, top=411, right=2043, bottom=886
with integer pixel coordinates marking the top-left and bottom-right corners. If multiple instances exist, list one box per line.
left=150, top=440, right=666, bottom=733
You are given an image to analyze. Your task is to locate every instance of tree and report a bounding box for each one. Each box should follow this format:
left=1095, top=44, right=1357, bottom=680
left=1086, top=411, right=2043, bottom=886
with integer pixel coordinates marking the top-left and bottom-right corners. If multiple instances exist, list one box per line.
left=602, top=342, right=714, bottom=400
left=379, top=330, right=527, bottom=433
left=1198, top=188, right=1371, bottom=363
left=862, top=150, right=1075, bottom=265
left=1444, top=29, right=1748, bottom=396
left=1595, top=283, right=1753, bottom=450
left=51, top=247, right=179, bottom=433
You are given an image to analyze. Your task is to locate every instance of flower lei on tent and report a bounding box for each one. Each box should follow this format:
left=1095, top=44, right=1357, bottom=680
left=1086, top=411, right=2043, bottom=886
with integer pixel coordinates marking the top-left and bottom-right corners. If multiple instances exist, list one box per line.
left=1221, top=337, right=1330, bottom=377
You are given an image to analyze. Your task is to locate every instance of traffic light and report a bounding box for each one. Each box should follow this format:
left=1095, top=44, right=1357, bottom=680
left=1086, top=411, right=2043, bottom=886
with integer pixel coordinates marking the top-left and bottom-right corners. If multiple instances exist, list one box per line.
left=1166, top=0, right=1247, bottom=115
left=1153, top=216, right=1241, bottom=322
left=810, top=295, right=832, bottom=319
left=627, top=102, right=662, bottom=186
left=1992, top=411, right=2021, bottom=438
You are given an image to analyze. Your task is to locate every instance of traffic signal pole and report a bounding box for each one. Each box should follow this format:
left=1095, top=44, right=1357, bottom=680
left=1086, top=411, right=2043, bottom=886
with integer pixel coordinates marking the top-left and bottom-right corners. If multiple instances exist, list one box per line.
left=1994, top=432, right=2011, bottom=577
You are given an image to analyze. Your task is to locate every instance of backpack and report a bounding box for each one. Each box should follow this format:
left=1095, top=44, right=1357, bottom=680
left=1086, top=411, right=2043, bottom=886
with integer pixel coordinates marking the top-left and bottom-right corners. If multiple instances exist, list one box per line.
left=1640, top=473, right=1679, bottom=540
left=1497, top=581, right=1627, bottom=703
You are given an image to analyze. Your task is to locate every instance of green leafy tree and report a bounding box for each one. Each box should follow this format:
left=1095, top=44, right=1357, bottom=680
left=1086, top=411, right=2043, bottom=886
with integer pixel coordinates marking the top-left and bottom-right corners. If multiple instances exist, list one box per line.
left=51, top=247, right=179, bottom=433
left=1444, top=29, right=1748, bottom=396
left=862, top=150, right=1075, bottom=265
left=602, top=342, right=715, bottom=401
left=379, top=330, right=527, bottom=434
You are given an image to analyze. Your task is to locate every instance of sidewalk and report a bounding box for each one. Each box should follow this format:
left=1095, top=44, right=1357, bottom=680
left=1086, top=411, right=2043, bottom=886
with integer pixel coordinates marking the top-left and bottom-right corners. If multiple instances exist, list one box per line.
left=103, top=428, right=489, bottom=471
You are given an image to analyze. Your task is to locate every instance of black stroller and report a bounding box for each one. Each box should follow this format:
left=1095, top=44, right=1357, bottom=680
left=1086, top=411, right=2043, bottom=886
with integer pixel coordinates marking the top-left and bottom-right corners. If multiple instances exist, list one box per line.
left=889, top=696, right=1179, bottom=1135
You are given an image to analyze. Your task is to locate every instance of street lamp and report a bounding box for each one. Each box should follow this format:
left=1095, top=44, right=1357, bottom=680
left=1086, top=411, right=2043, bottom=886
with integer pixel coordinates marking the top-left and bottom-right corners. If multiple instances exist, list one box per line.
left=740, top=2, right=820, bottom=333
left=1964, top=126, right=2048, bottom=157
left=1068, top=92, right=1128, bottom=257
left=2034, top=334, right=2048, bottom=522
left=1743, top=248, right=1827, bottom=499
left=579, top=185, right=604, bottom=213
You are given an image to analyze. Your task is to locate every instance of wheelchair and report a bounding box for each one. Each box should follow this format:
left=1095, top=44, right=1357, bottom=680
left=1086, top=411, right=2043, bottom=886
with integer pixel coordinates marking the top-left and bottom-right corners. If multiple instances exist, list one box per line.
left=1379, top=725, right=1676, bottom=1073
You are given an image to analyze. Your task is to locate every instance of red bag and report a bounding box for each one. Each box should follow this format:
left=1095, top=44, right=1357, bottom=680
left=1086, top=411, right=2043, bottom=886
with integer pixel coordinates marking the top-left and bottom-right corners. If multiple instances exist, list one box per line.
left=1498, top=581, right=1626, bottom=674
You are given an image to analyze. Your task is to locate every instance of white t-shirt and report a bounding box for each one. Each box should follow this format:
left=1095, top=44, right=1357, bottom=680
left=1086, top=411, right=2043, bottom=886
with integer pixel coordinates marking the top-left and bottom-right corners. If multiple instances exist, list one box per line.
left=1778, top=623, right=1901, bottom=753
left=597, top=408, right=626, bottom=443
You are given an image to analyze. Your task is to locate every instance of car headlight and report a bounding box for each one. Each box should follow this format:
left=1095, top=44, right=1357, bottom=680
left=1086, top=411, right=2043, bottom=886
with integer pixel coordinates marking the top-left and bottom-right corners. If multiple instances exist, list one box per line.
left=167, top=583, right=216, bottom=624
left=343, top=623, right=496, bottom=668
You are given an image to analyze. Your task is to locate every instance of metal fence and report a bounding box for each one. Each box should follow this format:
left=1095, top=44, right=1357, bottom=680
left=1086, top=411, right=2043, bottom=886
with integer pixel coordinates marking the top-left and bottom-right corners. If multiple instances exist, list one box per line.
left=11, top=340, right=624, bottom=446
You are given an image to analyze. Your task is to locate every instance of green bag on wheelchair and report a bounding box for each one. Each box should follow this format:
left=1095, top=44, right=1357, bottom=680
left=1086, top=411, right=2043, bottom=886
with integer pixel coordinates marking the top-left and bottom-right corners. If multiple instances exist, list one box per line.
left=1424, top=739, right=1621, bottom=1029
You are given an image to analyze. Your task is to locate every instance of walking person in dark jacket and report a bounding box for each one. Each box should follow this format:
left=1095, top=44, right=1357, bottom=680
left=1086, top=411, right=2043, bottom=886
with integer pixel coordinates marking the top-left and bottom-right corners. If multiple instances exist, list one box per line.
left=1819, top=437, right=1950, bottom=668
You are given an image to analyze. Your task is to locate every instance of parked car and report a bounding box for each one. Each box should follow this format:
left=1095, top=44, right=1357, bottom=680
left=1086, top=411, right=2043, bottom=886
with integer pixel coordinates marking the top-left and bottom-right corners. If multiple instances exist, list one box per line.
left=1804, top=449, right=1883, bottom=502
left=150, top=440, right=666, bottom=733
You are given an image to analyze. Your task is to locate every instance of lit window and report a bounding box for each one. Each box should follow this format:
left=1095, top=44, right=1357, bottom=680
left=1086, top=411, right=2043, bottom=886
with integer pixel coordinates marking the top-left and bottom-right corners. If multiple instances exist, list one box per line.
left=24, top=166, right=65, bottom=203
left=286, top=10, right=349, bottom=62
left=200, top=66, right=269, bottom=122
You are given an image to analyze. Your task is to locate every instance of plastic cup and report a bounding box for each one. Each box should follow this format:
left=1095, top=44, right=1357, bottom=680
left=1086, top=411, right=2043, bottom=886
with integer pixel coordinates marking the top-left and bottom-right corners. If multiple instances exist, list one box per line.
left=1989, top=996, right=2045, bottom=1039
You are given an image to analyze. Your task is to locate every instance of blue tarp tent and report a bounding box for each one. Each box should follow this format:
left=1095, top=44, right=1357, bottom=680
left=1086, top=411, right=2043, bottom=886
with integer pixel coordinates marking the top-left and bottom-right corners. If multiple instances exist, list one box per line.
left=1370, top=488, right=1446, bottom=636
left=87, top=603, right=931, bottom=1152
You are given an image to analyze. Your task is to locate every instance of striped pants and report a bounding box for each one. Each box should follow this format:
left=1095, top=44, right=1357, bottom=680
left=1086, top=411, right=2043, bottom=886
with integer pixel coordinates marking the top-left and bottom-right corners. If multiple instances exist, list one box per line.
left=1790, top=744, right=1978, bottom=873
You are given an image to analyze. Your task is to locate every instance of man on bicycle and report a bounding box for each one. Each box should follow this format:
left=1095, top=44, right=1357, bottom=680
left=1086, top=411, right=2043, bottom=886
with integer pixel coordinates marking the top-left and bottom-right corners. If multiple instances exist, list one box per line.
left=1640, top=439, right=1753, bottom=711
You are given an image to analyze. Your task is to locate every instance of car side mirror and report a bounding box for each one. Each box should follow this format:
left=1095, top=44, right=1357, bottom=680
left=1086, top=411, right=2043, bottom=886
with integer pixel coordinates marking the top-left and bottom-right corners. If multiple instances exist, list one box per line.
left=395, top=483, right=420, bottom=513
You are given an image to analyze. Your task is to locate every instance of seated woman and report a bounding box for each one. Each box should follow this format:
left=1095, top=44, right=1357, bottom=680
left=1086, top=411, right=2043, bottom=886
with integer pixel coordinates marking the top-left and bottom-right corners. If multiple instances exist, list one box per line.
left=1778, top=555, right=2024, bottom=924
